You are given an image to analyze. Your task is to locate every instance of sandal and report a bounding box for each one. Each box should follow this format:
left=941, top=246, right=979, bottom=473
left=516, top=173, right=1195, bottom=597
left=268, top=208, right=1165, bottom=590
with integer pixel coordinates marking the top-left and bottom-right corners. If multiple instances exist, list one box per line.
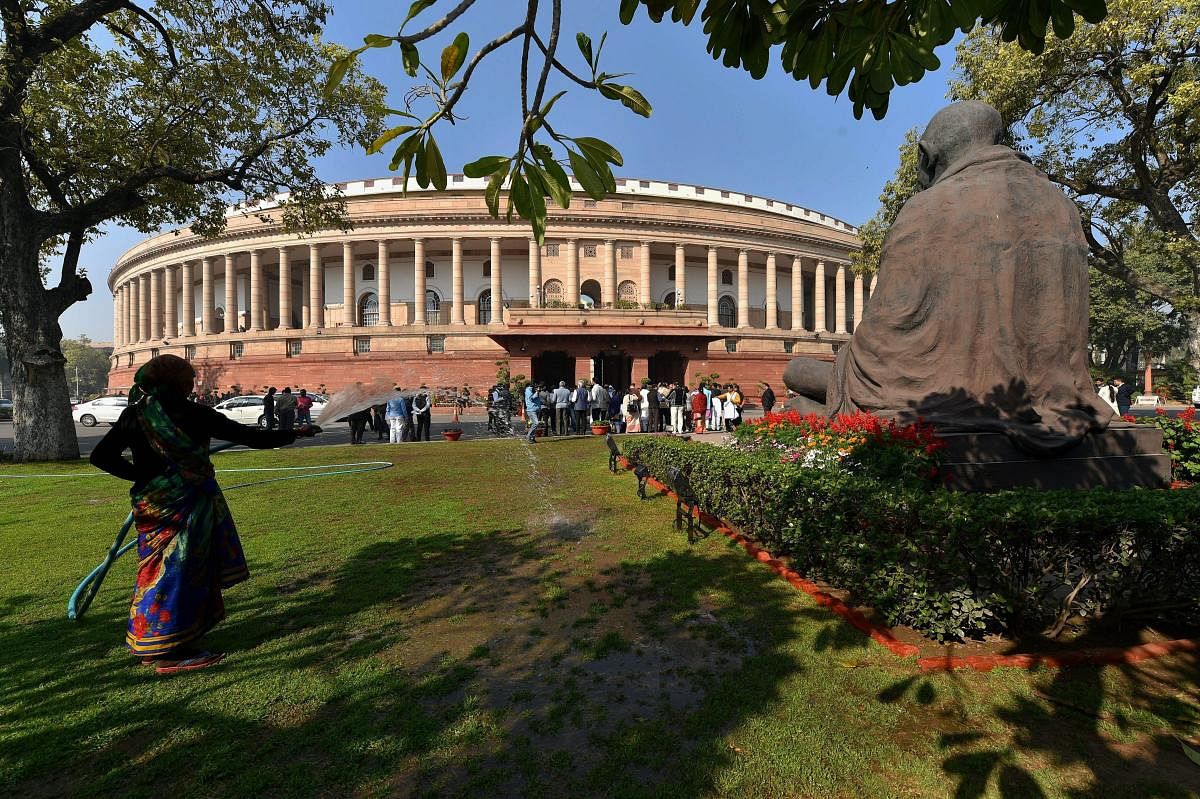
left=155, top=651, right=225, bottom=674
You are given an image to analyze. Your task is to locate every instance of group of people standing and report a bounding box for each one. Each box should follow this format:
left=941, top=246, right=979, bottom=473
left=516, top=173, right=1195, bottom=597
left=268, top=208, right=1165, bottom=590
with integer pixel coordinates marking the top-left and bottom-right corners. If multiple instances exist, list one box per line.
left=261, top=386, right=314, bottom=431
left=346, top=386, right=433, bottom=444
left=499, top=378, right=770, bottom=440
left=1093, top=376, right=1135, bottom=416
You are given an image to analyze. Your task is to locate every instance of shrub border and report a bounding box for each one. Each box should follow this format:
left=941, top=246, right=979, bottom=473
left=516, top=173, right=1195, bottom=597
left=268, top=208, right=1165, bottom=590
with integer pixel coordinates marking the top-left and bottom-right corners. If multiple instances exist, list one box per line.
left=620, top=458, right=1200, bottom=672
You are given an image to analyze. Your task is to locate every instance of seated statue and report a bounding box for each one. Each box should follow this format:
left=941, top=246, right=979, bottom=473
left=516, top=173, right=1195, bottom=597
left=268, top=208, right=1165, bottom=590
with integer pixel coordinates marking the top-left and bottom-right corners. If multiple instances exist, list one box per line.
left=784, top=101, right=1112, bottom=455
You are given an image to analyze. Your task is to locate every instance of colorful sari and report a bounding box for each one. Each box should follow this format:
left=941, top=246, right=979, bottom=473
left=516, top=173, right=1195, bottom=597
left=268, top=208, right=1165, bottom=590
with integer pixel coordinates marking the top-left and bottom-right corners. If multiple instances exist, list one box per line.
left=125, top=374, right=249, bottom=657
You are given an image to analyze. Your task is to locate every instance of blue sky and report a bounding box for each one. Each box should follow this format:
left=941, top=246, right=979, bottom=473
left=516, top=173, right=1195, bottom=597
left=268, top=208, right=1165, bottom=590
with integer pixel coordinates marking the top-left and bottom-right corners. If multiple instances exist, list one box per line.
left=61, top=1, right=959, bottom=341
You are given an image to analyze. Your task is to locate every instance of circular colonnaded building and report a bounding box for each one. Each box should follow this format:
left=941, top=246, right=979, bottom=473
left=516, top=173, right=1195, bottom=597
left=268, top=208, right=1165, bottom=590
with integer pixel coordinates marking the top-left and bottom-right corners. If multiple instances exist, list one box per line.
left=107, top=175, right=866, bottom=403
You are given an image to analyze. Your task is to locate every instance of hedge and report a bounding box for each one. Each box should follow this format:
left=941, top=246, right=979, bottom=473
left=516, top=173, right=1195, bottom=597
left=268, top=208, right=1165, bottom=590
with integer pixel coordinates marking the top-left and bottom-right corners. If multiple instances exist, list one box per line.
left=621, top=436, right=1200, bottom=642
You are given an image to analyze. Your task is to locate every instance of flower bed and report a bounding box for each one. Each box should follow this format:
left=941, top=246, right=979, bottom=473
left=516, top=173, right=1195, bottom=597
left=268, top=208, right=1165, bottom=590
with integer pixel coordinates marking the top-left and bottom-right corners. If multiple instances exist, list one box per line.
left=622, top=413, right=1200, bottom=643
left=1128, top=407, right=1199, bottom=483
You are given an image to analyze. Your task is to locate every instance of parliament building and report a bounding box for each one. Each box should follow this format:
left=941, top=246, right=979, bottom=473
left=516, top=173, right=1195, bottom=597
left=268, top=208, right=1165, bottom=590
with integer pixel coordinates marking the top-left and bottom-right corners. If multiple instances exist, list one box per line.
left=106, top=176, right=866, bottom=400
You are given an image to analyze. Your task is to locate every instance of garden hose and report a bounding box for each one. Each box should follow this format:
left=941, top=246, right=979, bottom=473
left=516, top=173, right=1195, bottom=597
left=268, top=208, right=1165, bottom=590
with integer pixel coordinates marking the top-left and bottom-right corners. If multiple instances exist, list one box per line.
left=0, top=442, right=393, bottom=619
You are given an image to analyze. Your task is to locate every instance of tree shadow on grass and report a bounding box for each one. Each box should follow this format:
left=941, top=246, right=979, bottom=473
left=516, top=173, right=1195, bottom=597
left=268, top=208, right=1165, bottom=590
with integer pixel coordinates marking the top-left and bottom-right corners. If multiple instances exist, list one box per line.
left=1, top=515, right=809, bottom=798
left=875, top=627, right=1200, bottom=798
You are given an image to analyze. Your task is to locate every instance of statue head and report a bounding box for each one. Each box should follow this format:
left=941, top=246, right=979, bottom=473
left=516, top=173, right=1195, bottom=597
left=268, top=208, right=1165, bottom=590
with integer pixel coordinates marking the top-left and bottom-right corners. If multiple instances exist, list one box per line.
left=917, top=101, right=1004, bottom=188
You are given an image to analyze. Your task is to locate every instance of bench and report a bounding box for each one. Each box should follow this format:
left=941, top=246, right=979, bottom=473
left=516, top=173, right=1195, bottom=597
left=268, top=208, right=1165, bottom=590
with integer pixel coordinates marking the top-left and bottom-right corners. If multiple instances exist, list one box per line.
left=607, top=433, right=651, bottom=498
left=665, top=466, right=706, bottom=544
left=1133, top=394, right=1161, bottom=407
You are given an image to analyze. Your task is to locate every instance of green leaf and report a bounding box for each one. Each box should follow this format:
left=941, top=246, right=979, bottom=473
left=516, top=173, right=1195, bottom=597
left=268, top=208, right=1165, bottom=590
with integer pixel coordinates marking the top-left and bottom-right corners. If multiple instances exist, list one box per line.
left=533, top=150, right=573, bottom=209
left=1050, top=1, right=1076, bottom=39
left=368, top=125, right=416, bottom=155
left=576, top=32, right=593, bottom=68
left=463, top=155, right=511, bottom=179
left=363, top=33, right=393, bottom=48
left=1063, top=0, right=1106, bottom=24
left=441, top=32, right=469, bottom=82
left=424, top=134, right=447, bottom=190
left=573, top=136, right=624, bottom=167
left=401, top=42, right=420, bottom=78
left=1179, top=737, right=1200, bottom=768
left=527, top=159, right=571, bottom=209
left=510, top=171, right=532, bottom=219
left=324, top=49, right=363, bottom=99
left=618, top=0, right=639, bottom=25
left=403, top=0, right=436, bottom=26
left=539, top=89, right=568, bottom=118
left=485, top=169, right=505, bottom=217
left=567, top=148, right=606, bottom=199
left=415, top=136, right=429, bottom=188
left=597, top=82, right=652, bottom=118
left=388, top=132, right=422, bottom=171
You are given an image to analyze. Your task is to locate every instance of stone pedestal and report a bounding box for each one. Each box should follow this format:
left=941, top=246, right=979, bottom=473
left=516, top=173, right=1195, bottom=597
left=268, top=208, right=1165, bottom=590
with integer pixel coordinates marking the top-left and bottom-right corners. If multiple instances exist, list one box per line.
left=940, top=424, right=1171, bottom=491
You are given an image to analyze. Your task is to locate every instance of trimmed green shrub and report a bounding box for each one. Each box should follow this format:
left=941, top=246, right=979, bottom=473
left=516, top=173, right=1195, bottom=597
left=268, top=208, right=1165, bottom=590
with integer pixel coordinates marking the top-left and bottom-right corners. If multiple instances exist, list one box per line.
left=1133, top=407, right=1200, bottom=482
left=622, top=436, right=1200, bottom=642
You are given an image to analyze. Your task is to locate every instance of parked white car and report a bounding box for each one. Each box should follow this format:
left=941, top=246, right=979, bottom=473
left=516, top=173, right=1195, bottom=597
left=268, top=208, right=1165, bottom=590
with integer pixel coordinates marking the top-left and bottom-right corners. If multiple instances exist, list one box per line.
left=73, top=396, right=129, bottom=427
left=213, top=394, right=328, bottom=428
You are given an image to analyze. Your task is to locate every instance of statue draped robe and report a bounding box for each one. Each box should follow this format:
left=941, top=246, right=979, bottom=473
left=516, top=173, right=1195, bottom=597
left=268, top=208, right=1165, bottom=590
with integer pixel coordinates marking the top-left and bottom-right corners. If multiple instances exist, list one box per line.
left=827, top=145, right=1112, bottom=454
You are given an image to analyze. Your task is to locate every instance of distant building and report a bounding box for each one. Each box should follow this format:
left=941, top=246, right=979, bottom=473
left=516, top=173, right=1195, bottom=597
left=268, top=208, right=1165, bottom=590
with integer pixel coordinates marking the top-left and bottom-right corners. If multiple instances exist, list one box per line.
left=108, top=176, right=865, bottom=400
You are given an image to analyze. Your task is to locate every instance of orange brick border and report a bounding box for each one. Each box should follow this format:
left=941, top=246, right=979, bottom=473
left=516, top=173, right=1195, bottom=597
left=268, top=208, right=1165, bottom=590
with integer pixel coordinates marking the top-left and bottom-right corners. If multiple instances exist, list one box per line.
left=620, top=457, right=1200, bottom=672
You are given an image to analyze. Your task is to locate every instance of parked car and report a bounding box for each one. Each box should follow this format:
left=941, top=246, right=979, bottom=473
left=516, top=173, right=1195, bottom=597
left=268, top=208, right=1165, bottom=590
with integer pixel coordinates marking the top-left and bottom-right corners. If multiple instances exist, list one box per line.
left=213, top=394, right=328, bottom=428
left=72, top=396, right=129, bottom=427
left=0, top=398, right=12, bottom=420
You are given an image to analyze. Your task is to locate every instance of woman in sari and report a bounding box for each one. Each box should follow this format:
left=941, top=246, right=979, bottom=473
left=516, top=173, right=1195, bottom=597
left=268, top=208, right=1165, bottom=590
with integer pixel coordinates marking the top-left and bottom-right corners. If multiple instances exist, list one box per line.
left=90, top=355, right=319, bottom=674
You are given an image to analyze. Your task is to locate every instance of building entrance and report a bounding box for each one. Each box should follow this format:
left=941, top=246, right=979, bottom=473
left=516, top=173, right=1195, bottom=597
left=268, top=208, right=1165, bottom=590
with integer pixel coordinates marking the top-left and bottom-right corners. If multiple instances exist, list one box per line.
left=531, top=350, right=573, bottom=388
left=648, top=350, right=686, bottom=385
left=591, top=350, right=631, bottom=389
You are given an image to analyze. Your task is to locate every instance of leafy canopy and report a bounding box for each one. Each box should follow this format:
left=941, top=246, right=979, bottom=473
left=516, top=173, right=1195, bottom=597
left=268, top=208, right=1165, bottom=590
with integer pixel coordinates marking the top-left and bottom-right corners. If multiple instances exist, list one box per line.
left=327, top=0, right=1106, bottom=245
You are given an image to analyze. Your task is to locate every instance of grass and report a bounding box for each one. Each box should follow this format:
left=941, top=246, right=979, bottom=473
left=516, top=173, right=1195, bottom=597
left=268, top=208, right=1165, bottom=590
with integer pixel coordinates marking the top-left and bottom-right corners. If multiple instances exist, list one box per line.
left=1, top=437, right=1198, bottom=798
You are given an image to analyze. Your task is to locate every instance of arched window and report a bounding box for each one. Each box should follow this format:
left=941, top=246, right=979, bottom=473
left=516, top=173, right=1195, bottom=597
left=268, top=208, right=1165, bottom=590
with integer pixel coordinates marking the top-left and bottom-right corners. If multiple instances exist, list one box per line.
left=482, top=259, right=491, bottom=278
left=721, top=269, right=733, bottom=286
left=426, top=289, right=442, bottom=324
left=580, top=279, right=601, bottom=308
left=718, top=296, right=737, bottom=327
left=543, top=278, right=564, bottom=305
left=361, top=263, right=375, bottom=281
left=425, top=260, right=436, bottom=278
left=477, top=289, right=492, bottom=324
left=662, top=291, right=676, bottom=308
left=358, top=292, right=379, bottom=325
left=617, top=280, right=637, bottom=303
left=667, top=264, right=676, bottom=281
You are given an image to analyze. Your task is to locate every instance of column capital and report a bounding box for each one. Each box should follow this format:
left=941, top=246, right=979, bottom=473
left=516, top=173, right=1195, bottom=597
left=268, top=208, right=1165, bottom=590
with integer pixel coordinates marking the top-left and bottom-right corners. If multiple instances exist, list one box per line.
left=675, top=242, right=685, bottom=251
left=489, top=236, right=501, bottom=243
left=604, top=238, right=614, bottom=245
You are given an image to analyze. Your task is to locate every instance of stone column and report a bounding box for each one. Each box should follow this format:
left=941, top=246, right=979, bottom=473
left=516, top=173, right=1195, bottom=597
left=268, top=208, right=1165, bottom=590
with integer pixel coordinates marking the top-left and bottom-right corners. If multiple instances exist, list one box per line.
left=138, top=273, right=150, bottom=342
left=813, top=260, right=827, bottom=333
left=528, top=238, right=541, bottom=307
left=852, top=273, right=865, bottom=332
left=377, top=240, right=391, bottom=326
left=163, top=266, right=176, bottom=339
left=113, top=287, right=122, bottom=347
left=224, top=254, right=238, bottom=333
left=639, top=241, right=651, bottom=306
left=413, top=238, right=427, bottom=324
left=706, top=246, right=718, bottom=325
left=181, top=262, right=195, bottom=336
left=765, top=252, right=778, bottom=329
left=565, top=238, right=579, bottom=306
left=790, top=256, right=804, bottom=332
left=148, top=269, right=162, bottom=340
left=247, top=250, right=262, bottom=331
left=278, top=247, right=292, bottom=330
left=736, top=249, right=750, bottom=329
left=490, top=237, right=503, bottom=324
left=119, top=283, right=129, bottom=345
left=308, top=244, right=324, bottom=329
left=675, top=244, right=686, bottom=308
left=342, top=241, right=355, bottom=326
left=451, top=237, right=465, bottom=324
left=129, top=278, right=141, bottom=340
left=834, top=262, right=848, bottom=334
left=604, top=239, right=616, bottom=308
left=201, top=257, right=215, bottom=334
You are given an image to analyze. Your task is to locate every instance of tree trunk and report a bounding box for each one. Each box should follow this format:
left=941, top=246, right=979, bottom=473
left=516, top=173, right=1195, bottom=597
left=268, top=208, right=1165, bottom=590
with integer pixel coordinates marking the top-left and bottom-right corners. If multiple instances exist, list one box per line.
left=0, top=232, right=81, bottom=461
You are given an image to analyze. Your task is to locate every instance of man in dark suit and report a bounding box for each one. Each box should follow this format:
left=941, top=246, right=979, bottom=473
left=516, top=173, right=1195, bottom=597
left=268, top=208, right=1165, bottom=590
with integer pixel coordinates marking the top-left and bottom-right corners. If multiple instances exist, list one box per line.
left=760, top=383, right=776, bottom=414
left=1113, top=377, right=1134, bottom=416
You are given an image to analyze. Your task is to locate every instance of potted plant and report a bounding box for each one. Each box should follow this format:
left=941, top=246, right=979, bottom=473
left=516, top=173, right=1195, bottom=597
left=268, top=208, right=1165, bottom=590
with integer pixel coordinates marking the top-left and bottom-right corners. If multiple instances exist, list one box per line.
left=442, top=403, right=464, bottom=441
left=590, top=420, right=611, bottom=435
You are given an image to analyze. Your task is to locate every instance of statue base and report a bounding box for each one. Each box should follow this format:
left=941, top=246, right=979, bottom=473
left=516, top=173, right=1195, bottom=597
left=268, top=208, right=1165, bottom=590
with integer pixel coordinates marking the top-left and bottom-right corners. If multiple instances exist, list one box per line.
left=939, top=424, right=1171, bottom=491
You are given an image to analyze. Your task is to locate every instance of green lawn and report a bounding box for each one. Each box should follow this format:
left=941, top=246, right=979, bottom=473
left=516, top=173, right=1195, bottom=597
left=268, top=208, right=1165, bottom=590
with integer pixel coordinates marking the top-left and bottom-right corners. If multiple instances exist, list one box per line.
left=1, top=437, right=1198, bottom=798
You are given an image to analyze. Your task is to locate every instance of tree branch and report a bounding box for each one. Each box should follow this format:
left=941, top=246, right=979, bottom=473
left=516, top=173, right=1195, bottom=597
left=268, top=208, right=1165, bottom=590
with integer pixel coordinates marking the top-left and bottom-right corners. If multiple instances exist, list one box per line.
left=425, top=23, right=525, bottom=133
left=122, top=1, right=179, bottom=69
left=530, top=29, right=597, bottom=89
left=397, top=0, right=477, bottom=45
left=46, top=228, right=92, bottom=316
